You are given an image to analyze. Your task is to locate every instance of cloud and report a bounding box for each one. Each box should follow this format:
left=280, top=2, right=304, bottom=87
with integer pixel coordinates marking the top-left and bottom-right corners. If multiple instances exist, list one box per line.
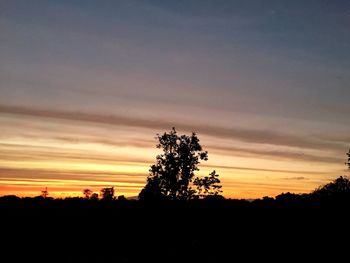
left=0, top=104, right=342, bottom=151
left=282, top=176, right=307, bottom=180
left=0, top=143, right=154, bottom=164
left=0, top=168, right=146, bottom=183
left=207, top=145, right=343, bottom=164
left=0, top=178, right=143, bottom=189
left=202, top=164, right=329, bottom=175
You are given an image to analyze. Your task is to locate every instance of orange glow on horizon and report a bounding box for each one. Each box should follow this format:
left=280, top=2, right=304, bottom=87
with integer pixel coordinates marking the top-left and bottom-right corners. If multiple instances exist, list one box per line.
left=0, top=112, right=347, bottom=199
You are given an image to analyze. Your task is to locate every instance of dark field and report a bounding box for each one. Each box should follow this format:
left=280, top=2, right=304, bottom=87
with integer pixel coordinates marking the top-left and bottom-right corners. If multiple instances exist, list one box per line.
left=1, top=196, right=349, bottom=262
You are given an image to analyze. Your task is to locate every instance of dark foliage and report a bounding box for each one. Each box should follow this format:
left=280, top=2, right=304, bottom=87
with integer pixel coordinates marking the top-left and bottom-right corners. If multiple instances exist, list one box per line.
left=312, top=176, right=350, bottom=201
left=41, top=187, right=49, bottom=198
left=139, top=128, right=222, bottom=200
left=83, top=188, right=92, bottom=199
left=90, top=192, right=99, bottom=200
left=1, top=184, right=350, bottom=262
left=100, top=187, right=115, bottom=200
left=193, top=170, right=222, bottom=198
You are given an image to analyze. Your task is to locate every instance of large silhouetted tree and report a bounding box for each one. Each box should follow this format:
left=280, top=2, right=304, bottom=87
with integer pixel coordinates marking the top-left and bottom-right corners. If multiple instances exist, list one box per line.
left=139, top=128, right=222, bottom=200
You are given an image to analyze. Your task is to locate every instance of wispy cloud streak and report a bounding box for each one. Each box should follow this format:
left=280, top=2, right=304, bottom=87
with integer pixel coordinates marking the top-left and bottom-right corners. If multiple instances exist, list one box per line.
left=0, top=105, right=342, bottom=150
left=208, top=145, right=343, bottom=164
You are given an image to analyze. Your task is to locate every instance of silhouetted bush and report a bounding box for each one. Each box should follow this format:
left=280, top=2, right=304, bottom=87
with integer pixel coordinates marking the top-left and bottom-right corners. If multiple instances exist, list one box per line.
left=100, top=187, right=115, bottom=200
left=311, top=176, right=350, bottom=202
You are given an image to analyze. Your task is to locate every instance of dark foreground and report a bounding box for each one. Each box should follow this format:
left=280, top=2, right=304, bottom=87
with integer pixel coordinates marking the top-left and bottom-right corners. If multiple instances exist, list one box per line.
left=1, top=197, right=349, bottom=262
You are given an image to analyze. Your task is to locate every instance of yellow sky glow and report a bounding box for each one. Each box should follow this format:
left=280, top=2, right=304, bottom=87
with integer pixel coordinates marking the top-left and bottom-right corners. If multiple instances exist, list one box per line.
left=0, top=112, right=347, bottom=199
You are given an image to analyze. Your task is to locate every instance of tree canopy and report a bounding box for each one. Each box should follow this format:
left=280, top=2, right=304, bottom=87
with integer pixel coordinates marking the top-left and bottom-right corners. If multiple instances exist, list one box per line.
left=139, top=128, right=222, bottom=200
left=312, top=176, right=350, bottom=199
left=83, top=189, right=92, bottom=199
left=100, top=187, right=115, bottom=200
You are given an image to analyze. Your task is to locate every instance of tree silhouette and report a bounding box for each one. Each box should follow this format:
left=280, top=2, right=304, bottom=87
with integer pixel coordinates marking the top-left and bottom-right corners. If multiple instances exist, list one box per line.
left=117, top=195, right=126, bottom=201
left=100, top=187, right=115, bottom=200
left=138, top=175, right=164, bottom=201
left=139, top=128, right=222, bottom=200
left=193, top=170, right=222, bottom=198
left=310, top=151, right=350, bottom=200
left=83, top=189, right=92, bottom=199
left=41, top=187, right=49, bottom=198
left=90, top=193, right=99, bottom=200
left=312, top=176, right=350, bottom=199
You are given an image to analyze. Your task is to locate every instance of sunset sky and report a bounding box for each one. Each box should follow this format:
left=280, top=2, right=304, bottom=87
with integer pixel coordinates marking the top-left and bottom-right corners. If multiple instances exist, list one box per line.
left=1, top=0, right=349, bottom=199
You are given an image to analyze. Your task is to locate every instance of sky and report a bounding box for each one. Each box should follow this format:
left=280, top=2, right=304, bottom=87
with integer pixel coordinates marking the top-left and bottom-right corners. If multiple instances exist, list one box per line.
left=1, top=0, right=349, bottom=199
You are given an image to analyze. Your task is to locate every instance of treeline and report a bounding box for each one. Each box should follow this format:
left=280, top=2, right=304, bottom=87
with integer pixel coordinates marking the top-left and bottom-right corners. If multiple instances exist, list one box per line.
left=1, top=176, right=350, bottom=208
left=2, top=176, right=350, bottom=263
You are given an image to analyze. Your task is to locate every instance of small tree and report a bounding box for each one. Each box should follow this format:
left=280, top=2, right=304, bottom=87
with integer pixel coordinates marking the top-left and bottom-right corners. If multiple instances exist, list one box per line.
left=100, top=187, right=115, bottom=200
left=139, top=128, right=222, bottom=200
left=41, top=187, right=49, bottom=198
left=117, top=195, right=127, bottom=201
left=90, top=193, right=99, bottom=200
left=83, top=189, right=92, bottom=199
left=346, top=149, right=350, bottom=170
